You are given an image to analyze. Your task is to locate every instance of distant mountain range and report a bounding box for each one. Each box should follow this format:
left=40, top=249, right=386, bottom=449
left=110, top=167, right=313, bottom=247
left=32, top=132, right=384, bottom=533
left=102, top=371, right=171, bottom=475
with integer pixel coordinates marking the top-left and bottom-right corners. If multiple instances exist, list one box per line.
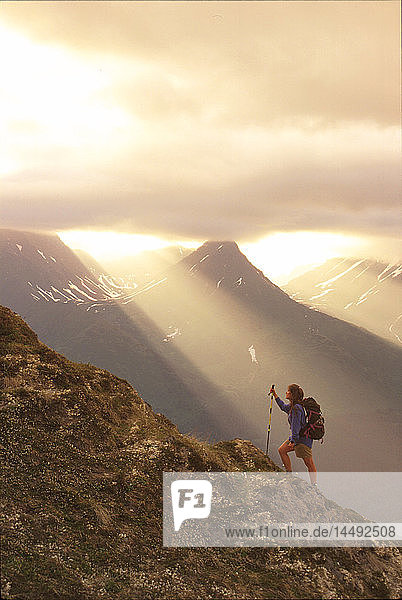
left=286, top=257, right=402, bottom=346
left=1, top=229, right=401, bottom=471
left=0, top=228, right=140, bottom=308
left=3, top=305, right=400, bottom=600
left=0, top=228, right=239, bottom=439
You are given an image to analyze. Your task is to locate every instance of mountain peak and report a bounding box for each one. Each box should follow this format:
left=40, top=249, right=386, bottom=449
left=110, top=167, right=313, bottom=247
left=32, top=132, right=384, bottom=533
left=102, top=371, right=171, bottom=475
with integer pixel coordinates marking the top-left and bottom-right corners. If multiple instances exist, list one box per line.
left=197, top=240, right=241, bottom=256
left=200, top=240, right=240, bottom=249
left=182, top=240, right=250, bottom=266
left=176, top=239, right=283, bottom=294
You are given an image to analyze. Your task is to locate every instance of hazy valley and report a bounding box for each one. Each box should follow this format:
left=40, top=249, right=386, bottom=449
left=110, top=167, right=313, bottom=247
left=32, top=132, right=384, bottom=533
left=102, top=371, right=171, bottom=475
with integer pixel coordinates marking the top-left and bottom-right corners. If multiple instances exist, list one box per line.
left=1, top=229, right=401, bottom=472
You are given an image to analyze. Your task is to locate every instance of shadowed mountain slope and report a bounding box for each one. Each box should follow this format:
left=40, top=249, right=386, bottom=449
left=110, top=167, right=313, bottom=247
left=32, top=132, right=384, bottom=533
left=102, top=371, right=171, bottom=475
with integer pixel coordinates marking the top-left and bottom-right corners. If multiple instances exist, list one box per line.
left=1, top=306, right=401, bottom=600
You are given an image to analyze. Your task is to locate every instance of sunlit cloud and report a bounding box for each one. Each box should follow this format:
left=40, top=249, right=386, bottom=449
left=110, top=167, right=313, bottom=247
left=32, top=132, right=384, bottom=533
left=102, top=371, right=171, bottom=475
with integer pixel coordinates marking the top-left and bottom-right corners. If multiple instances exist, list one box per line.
left=241, top=232, right=363, bottom=284
left=0, top=24, right=135, bottom=179
left=1, top=2, right=400, bottom=263
left=58, top=230, right=200, bottom=261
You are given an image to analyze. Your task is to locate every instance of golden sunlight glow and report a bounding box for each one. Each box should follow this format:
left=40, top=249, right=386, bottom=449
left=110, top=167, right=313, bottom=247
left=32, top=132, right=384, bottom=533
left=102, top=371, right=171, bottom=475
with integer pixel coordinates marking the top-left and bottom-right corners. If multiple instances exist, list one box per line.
left=58, top=230, right=200, bottom=260
left=58, top=229, right=365, bottom=285
left=58, top=230, right=364, bottom=285
left=240, top=232, right=363, bottom=284
left=0, top=157, right=20, bottom=177
left=0, top=25, right=132, bottom=167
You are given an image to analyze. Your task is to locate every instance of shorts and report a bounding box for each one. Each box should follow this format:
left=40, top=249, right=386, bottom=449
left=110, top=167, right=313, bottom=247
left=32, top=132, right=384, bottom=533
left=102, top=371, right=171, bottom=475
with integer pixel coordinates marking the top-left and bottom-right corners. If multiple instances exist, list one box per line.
left=294, top=443, right=313, bottom=459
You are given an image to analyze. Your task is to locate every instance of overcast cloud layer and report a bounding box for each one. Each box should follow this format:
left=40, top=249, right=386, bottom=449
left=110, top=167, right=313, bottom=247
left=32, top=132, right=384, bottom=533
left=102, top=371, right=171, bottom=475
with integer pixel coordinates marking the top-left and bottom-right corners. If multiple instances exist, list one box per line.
left=1, top=1, right=400, bottom=242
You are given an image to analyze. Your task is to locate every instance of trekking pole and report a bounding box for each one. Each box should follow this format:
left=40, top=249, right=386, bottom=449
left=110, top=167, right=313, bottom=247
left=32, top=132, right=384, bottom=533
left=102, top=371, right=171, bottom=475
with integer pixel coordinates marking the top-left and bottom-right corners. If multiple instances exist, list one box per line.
left=265, top=384, right=275, bottom=455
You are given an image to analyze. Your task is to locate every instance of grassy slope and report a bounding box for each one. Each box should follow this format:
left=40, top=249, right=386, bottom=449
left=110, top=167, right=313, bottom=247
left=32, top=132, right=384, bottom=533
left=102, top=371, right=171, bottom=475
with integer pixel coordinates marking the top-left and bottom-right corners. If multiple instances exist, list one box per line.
left=0, top=306, right=401, bottom=600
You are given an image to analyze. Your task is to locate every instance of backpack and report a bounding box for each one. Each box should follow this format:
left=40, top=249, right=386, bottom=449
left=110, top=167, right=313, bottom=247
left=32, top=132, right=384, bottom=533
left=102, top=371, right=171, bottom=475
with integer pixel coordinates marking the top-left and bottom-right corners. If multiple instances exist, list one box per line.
left=300, top=397, right=325, bottom=442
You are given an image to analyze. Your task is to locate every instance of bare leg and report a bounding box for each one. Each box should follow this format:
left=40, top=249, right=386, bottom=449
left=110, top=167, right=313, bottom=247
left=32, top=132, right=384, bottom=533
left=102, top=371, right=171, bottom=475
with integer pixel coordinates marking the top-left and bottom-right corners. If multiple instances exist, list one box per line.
left=278, top=440, right=294, bottom=472
left=303, top=456, right=317, bottom=484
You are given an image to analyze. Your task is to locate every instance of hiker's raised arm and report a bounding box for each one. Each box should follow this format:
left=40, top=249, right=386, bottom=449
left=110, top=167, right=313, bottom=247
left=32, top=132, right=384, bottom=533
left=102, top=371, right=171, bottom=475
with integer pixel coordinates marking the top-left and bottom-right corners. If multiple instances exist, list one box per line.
left=270, top=388, right=290, bottom=413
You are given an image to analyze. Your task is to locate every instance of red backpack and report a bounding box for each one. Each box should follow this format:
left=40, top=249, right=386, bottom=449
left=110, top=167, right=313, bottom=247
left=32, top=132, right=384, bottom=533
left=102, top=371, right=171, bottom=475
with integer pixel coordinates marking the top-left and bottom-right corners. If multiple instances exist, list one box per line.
left=300, top=397, right=325, bottom=442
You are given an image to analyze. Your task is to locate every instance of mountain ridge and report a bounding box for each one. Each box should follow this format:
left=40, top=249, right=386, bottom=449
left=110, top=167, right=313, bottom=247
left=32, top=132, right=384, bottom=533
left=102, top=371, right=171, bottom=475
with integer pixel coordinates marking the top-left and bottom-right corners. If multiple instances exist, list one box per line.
left=286, top=256, right=402, bottom=346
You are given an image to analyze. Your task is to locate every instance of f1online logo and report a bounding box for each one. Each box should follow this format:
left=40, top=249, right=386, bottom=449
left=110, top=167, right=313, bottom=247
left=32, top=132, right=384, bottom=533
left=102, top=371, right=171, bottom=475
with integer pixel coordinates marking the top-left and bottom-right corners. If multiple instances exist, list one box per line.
left=171, top=480, right=212, bottom=531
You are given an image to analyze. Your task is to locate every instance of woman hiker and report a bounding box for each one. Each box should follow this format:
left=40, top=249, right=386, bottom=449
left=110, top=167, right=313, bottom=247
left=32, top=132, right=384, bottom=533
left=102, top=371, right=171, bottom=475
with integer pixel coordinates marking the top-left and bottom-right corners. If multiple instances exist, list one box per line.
left=269, top=383, right=317, bottom=484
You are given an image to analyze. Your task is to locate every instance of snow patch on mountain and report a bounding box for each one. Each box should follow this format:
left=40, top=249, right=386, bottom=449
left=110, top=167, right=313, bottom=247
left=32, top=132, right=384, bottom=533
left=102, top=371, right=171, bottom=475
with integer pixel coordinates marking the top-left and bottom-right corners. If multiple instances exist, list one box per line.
left=389, top=315, right=402, bottom=344
left=355, top=285, right=380, bottom=306
left=62, top=288, right=85, bottom=302
left=86, top=303, right=103, bottom=312
left=35, top=287, right=51, bottom=302
left=163, top=326, right=181, bottom=343
left=248, top=345, right=258, bottom=364
left=77, top=277, right=98, bottom=295
left=316, top=260, right=365, bottom=288
left=67, top=282, right=99, bottom=302
left=353, top=265, right=370, bottom=279
left=51, top=286, right=70, bottom=302
left=325, top=257, right=348, bottom=275
left=310, top=289, right=334, bottom=301
left=26, top=269, right=142, bottom=307
left=377, top=264, right=393, bottom=281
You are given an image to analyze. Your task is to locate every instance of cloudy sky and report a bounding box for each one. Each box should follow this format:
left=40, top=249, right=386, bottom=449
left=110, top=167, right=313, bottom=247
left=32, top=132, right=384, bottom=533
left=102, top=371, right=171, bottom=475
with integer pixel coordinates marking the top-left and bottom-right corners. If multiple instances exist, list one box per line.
left=1, top=1, right=400, bottom=274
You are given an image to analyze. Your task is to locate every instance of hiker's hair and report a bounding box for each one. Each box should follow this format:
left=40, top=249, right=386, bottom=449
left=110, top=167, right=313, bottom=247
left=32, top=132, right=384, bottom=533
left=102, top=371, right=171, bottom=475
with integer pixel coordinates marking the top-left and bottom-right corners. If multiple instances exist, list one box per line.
left=288, top=384, right=304, bottom=407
